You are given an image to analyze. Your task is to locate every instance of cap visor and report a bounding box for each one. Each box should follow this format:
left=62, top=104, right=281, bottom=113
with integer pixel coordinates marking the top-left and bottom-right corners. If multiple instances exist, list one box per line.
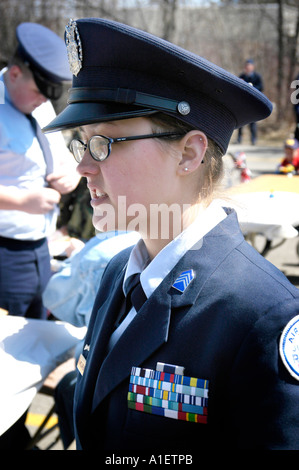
left=42, top=102, right=156, bottom=133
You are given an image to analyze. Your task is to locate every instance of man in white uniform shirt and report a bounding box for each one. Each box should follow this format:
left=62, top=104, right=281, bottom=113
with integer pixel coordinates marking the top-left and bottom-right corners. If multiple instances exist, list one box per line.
left=0, top=23, right=79, bottom=320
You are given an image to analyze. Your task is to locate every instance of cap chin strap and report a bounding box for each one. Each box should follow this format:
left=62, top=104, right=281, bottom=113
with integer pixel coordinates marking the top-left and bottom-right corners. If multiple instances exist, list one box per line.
left=67, top=87, right=190, bottom=116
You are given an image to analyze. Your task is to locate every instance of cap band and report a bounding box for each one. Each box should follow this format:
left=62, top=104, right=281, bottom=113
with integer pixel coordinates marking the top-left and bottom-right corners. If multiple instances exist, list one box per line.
left=67, top=87, right=189, bottom=115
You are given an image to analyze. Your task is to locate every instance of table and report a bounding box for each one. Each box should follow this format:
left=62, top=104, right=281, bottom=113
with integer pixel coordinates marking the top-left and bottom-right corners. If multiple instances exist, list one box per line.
left=0, top=316, right=86, bottom=436
left=227, top=174, right=299, bottom=195
left=223, top=174, right=299, bottom=255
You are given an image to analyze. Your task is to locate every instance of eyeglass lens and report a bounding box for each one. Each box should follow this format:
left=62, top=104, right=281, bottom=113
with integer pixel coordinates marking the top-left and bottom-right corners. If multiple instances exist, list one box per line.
left=89, top=136, right=110, bottom=161
left=70, top=140, right=85, bottom=163
left=70, top=136, right=110, bottom=163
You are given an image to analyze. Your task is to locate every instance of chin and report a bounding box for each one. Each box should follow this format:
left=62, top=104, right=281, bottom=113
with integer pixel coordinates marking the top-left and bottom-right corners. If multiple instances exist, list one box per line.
left=92, top=213, right=117, bottom=233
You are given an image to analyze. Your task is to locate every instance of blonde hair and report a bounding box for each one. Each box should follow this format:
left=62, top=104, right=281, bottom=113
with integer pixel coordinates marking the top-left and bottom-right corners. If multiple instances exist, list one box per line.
left=149, top=113, right=224, bottom=203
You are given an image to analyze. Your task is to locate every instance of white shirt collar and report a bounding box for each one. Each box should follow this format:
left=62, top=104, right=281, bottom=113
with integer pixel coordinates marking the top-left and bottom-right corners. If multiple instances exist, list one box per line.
left=123, top=201, right=227, bottom=298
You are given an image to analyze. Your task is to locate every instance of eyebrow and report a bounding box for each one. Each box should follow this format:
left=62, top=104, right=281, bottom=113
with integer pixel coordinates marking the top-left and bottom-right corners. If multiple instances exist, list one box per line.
left=79, top=122, right=118, bottom=139
left=78, top=127, right=86, bottom=137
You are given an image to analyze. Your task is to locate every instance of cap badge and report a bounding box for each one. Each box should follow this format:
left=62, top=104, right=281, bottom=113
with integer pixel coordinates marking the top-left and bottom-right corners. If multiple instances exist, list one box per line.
left=65, top=19, right=83, bottom=76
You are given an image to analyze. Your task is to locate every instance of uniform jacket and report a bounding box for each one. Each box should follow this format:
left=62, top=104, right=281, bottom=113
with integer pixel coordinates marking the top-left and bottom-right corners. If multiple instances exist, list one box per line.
left=239, top=71, right=263, bottom=92
left=74, top=209, right=299, bottom=450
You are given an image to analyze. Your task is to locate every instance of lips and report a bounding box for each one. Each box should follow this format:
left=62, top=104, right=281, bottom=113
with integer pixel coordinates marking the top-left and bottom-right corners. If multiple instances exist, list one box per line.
left=93, top=189, right=107, bottom=198
left=88, top=186, right=109, bottom=206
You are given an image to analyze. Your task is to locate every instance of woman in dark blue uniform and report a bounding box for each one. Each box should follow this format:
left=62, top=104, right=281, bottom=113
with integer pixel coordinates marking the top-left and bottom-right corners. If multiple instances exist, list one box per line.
left=44, top=18, right=299, bottom=451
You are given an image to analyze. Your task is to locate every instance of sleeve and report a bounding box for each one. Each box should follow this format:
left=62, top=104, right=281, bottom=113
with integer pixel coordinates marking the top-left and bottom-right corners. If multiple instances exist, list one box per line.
left=42, top=238, right=106, bottom=327
left=229, top=297, right=299, bottom=449
left=0, top=80, right=4, bottom=104
left=254, top=73, right=263, bottom=92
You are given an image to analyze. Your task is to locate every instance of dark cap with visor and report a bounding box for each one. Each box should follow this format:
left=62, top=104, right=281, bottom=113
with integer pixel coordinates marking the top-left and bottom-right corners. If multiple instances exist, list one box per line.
left=16, top=22, right=72, bottom=100
left=43, top=18, right=272, bottom=153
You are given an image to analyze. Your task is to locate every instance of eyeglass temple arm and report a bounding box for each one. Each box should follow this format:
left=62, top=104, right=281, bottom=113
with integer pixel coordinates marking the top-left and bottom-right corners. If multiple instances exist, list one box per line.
left=113, top=133, right=184, bottom=143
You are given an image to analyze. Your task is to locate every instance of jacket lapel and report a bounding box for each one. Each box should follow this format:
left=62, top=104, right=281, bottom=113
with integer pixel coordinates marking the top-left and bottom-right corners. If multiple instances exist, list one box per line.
left=90, top=254, right=200, bottom=412
left=170, top=209, right=244, bottom=308
left=91, top=276, right=172, bottom=411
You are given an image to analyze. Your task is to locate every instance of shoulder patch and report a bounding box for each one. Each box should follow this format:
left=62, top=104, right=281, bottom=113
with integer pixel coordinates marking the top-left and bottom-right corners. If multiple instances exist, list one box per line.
left=279, top=315, right=299, bottom=381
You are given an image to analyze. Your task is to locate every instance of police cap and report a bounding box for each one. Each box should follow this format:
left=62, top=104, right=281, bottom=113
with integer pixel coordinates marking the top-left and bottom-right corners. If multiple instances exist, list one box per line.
left=43, top=18, right=272, bottom=153
left=16, top=22, right=72, bottom=100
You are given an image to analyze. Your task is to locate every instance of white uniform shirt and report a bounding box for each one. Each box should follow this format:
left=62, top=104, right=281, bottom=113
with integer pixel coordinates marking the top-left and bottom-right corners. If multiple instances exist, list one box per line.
left=0, top=70, right=71, bottom=240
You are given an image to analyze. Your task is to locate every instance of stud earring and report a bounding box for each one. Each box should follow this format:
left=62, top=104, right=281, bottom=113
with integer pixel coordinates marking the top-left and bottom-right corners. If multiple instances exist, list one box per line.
left=184, top=167, right=189, bottom=172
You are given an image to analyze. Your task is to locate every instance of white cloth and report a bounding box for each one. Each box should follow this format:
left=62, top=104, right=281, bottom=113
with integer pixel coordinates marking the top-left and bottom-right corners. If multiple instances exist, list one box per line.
left=219, top=191, right=299, bottom=240
left=0, top=315, right=86, bottom=435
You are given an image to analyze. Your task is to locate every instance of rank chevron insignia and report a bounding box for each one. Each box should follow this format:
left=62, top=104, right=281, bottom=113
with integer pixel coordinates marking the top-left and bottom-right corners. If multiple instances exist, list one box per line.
left=172, top=269, right=195, bottom=293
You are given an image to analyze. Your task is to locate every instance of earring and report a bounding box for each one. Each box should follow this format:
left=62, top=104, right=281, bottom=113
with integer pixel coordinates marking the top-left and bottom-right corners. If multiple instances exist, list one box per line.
left=184, top=167, right=189, bottom=172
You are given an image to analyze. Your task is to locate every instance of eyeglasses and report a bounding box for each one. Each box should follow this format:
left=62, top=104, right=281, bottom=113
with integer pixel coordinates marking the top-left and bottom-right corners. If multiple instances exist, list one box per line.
left=69, top=132, right=185, bottom=163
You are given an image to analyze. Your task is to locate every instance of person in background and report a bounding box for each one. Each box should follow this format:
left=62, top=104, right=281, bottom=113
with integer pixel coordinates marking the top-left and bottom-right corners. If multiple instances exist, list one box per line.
left=278, top=138, right=299, bottom=174
left=236, top=59, right=264, bottom=145
left=44, top=18, right=299, bottom=451
left=0, top=23, right=80, bottom=320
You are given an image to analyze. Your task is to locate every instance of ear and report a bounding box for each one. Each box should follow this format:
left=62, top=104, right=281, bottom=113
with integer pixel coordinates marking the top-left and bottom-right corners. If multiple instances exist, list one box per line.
left=8, top=65, right=23, bottom=83
left=177, top=130, right=207, bottom=176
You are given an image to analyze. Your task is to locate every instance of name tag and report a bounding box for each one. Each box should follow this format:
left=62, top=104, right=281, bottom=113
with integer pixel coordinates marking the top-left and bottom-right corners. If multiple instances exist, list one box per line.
left=77, top=354, right=86, bottom=376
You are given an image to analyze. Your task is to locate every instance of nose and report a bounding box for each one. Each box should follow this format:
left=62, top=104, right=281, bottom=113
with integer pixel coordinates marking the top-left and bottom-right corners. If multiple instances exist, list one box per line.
left=76, top=148, right=100, bottom=177
left=39, top=92, right=48, bottom=105
left=36, top=94, right=47, bottom=108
